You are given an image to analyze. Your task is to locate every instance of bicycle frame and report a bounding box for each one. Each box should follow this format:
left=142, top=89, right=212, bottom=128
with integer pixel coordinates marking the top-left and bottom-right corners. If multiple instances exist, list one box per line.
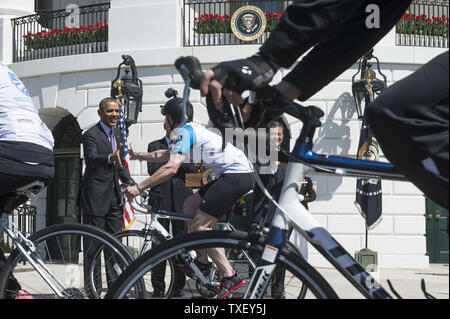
left=131, top=199, right=218, bottom=287
left=131, top=195, right=261, bottom=292
left=246, top=98, right=407, bottom=299
left=0, top=213, right=68, bottom=298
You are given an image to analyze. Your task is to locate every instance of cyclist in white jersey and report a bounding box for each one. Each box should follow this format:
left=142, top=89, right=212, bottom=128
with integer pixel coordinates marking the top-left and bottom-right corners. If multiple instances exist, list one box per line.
left=124, top=95, right=254, bottom=299
left=0, top=60, right=54, bottom=208
left=0, top=61, right=54, bottom=299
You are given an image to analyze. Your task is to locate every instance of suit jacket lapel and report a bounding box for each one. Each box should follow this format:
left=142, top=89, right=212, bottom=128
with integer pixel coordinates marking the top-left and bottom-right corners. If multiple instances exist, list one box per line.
left=161, top=137, right=169, bottom=149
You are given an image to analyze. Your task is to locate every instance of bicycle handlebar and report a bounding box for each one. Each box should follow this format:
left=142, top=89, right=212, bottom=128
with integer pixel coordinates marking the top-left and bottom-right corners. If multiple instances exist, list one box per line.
left=174, top=56, right=202, bottom=90
left=173, top=56, right=325, bottom=139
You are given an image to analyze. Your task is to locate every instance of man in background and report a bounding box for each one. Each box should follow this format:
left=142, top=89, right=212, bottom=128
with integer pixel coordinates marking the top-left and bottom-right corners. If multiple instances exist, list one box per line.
left=145, top=95, right=197, bottom=297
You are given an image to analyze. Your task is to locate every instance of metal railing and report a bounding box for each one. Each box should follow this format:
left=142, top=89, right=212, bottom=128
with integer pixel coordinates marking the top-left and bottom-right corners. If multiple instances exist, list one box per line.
left=1, top=204, right=37, bottom=252
left=12, top=3, right=110, bottom=62
left=183, top=0, right=292, bottom=47
left=396, top=0, right=449, bottom=48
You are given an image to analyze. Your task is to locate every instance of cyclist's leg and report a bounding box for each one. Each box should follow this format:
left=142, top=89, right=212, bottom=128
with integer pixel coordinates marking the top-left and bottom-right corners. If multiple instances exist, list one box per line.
left=190, top=211, right=235, bottom=277
left=184, top=173, right=255, bottom=278
left=367, top=51, right=449, bottom=209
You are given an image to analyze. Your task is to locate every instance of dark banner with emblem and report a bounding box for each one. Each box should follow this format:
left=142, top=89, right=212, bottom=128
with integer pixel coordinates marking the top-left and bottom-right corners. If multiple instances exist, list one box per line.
left=355, top=95, right=382, bottom=230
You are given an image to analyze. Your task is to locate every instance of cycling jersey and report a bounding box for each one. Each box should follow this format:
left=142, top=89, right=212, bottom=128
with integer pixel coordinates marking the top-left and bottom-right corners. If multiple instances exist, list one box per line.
left=171, top=123, right=253, bottom=176
left=0, top=61, right=54, bottom=151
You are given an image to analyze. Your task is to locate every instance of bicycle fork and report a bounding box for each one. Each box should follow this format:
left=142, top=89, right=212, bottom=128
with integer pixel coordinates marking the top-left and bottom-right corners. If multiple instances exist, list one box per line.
left=244, top=224, right=287, bottom=299
left=0, top=213, right=68, bottom=298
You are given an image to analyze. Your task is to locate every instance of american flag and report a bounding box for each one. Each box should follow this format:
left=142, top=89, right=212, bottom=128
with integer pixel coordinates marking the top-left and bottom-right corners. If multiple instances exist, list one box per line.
left=117, top=96, right=135, bottom=230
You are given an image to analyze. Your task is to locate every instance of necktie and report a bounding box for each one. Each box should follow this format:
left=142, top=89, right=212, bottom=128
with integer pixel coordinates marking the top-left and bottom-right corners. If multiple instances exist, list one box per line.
left=110, top=129, right=117, bottom=153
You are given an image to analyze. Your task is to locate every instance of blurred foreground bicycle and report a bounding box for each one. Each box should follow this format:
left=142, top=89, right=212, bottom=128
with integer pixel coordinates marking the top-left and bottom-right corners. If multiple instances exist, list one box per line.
left=106, top=56, right=436, bottom=299
left=0, top=181, right=138, bottom=299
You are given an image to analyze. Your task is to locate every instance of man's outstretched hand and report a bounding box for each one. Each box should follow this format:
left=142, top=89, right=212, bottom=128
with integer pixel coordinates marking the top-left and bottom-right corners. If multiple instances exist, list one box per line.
left=110, top=143, right=123, bottom=167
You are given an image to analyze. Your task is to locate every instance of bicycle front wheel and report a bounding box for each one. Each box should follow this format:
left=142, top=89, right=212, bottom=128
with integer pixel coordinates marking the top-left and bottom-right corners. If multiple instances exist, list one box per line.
left=0, top=223, right=137, bottom=299
left=106, top=230, right=338, bottom=299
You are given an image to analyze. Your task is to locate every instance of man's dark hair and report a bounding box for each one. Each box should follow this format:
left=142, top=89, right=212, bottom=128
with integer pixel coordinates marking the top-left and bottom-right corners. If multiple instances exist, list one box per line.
left=266, top=119, right=284, bottom=130
left=99, top=97, right=118, bottom=110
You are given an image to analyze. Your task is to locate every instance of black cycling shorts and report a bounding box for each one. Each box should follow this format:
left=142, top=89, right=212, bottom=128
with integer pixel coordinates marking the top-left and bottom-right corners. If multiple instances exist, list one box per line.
left=197, top=172, right=255, bottom=219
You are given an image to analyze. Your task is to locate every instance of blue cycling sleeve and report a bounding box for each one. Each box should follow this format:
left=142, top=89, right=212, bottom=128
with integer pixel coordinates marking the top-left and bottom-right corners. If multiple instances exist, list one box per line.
left=171, top=125, right=195, bottom=155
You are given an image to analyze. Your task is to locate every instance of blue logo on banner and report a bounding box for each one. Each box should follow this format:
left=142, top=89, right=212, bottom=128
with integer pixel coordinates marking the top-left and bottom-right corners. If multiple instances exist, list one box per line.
left=9, top=71, right=30, bottom=97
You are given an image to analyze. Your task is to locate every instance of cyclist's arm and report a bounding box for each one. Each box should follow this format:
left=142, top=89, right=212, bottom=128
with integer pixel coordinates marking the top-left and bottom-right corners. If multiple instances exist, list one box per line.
left=140, top=152, right=185, bottom=190
left=147, top=141, right=161, bottom=175
left=278, top=1, right=412, bottom=101
left=260, top=0, right=365, bottom=69
left=124, top=152, right=185, bottom=199
left=136, top=149, right=170, bottom=163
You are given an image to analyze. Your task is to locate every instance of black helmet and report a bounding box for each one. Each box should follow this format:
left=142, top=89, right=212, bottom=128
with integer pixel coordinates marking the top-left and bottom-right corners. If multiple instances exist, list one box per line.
left=160, top=89, right=193, bottom=125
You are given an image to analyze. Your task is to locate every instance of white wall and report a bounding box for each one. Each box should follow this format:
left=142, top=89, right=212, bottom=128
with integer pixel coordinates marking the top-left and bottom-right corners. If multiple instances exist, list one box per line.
left=0, top=0, right=34, bottom=63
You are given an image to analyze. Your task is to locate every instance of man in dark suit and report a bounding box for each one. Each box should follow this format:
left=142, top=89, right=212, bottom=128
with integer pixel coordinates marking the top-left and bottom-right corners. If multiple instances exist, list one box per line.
left=145, top=96, right=197, bottom=297
left=78, top=97, right=134, bottom=294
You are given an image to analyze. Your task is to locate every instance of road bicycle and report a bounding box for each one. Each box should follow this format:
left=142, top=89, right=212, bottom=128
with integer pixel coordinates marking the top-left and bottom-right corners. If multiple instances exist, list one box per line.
left=106, top=56, right=436, bottom=299
left=0, top=180, right=138, bottom=299
left=115, top=186, right=308, bottom=299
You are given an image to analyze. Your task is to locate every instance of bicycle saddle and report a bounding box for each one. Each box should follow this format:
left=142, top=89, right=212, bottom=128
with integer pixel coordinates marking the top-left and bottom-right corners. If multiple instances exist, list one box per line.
left=0, top=181, right=45, bottom=214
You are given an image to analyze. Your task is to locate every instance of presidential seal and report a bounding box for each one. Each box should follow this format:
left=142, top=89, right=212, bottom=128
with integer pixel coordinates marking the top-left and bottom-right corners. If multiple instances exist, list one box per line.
left=231, top=5, right=267, bottom=42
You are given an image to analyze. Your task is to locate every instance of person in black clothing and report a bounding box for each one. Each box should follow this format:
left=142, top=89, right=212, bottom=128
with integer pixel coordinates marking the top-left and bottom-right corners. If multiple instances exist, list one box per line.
left=251, top=120, right=286, bottom=228
left=77, top=97, right=134, bottom=295
left=200, top=0, right=448, bottom=210
left=141, top=94, right=197, bottom=297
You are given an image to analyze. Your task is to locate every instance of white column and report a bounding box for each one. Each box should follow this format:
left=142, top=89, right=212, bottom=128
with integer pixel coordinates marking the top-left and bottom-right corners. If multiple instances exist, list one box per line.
left=0, top=0, right=34, bottom=64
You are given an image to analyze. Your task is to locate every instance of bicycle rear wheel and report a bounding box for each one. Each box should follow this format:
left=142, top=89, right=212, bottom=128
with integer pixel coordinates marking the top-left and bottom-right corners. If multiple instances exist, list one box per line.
left=114, top=229, right=177, bottom=298
left=106, top=230, right=338, bottom=299
left=0, top=223, right=137, bottom=299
